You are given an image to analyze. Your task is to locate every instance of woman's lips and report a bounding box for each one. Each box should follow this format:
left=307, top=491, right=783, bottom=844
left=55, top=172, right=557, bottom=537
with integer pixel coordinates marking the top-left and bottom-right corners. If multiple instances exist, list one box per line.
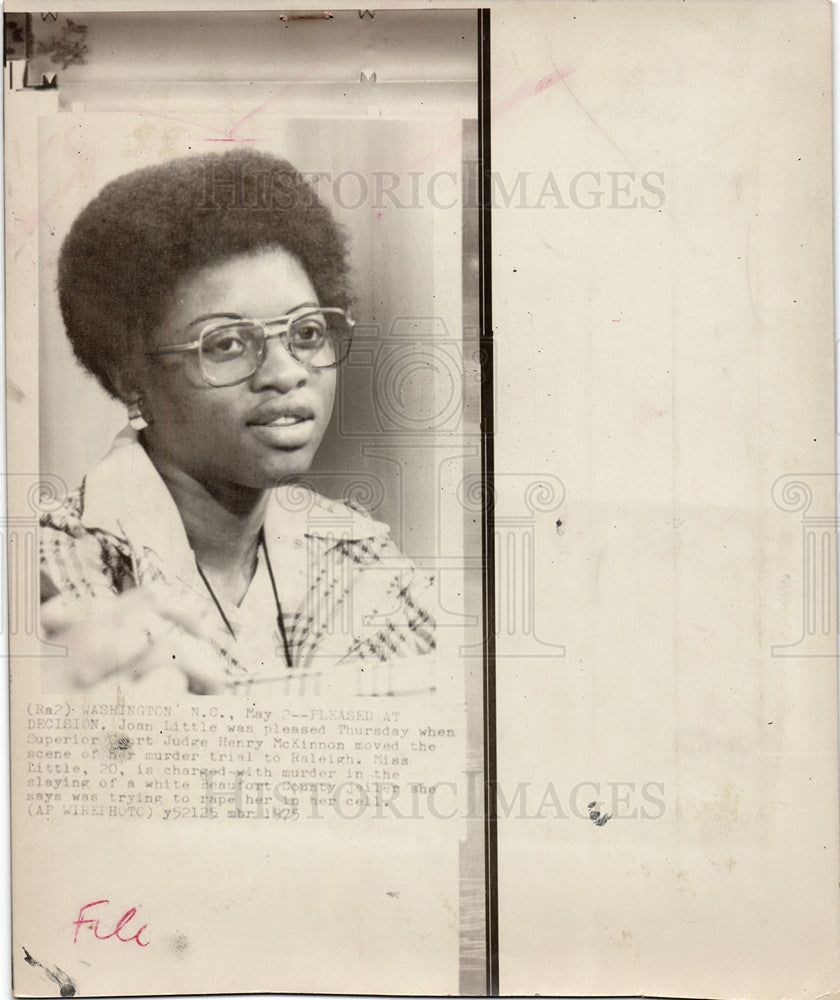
left=263, top=414, right=309, bottom=426
left=248, top=413, right=314, bottom=448
left=248, top=405, right=315, bottom=426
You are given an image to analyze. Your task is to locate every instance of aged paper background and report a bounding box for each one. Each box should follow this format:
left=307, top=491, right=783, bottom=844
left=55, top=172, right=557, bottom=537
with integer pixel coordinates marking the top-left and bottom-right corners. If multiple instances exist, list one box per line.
left=490, top=2, right=839, bottom=998
left=5, top=1, right=840, bottom=998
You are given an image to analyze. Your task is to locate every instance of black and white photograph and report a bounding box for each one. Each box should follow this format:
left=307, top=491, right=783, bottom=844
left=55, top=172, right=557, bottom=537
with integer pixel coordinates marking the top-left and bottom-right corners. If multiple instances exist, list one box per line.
left=8, top=8, right=488, bottom=996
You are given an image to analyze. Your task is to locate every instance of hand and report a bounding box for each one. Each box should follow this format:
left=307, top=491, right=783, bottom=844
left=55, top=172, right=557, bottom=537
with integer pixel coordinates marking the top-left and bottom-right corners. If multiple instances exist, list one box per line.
left=40, top=585, right=235, bottom=695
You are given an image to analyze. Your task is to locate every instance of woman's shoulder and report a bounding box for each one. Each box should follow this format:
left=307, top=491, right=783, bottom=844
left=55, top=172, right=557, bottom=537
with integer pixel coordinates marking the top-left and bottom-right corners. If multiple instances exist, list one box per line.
left=39, top=484, right=86, bottom=535
left=271, top=486, right=438, bottom=673
left=268, top=483, right=392, bottom=545
left=40, top=479, right=130, bottom=550
left=39, top=479, right=135, bottom=598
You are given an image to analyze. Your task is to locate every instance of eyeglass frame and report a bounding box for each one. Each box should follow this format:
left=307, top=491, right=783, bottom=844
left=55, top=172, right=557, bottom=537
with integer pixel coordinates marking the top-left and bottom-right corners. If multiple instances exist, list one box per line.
left=145, top=305, right=355, bottom=387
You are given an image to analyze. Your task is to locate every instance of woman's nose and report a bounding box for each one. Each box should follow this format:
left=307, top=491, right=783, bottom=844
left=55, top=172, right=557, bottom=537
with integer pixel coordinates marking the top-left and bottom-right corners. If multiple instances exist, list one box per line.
left=250, top=335, right=309, bottom=391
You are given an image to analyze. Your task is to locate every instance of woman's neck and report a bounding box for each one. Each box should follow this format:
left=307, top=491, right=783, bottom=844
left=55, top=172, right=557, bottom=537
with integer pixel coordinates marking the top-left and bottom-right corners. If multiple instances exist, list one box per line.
left=147, top=449, right=270, bottom=606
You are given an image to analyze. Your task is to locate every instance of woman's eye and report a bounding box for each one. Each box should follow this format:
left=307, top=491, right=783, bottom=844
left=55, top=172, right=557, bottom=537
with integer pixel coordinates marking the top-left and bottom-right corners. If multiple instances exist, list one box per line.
left=203, top=331, right=247, bottom=358
left=293, top=322, right=327, bottom=347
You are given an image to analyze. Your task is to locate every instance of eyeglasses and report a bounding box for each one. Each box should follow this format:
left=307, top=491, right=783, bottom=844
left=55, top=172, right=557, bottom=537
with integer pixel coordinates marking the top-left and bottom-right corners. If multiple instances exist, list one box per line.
left=146, top=306, right=354, bottom=387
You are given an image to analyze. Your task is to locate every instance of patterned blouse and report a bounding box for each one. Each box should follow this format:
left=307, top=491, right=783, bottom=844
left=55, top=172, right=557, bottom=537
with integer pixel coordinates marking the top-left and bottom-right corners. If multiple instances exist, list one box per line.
left=39, top=428, right=437, bottom=696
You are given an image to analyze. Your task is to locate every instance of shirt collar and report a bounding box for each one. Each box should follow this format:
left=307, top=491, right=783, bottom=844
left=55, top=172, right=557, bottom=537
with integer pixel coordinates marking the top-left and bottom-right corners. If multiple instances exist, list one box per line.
left=80, top=425, right=198, bottom=582
left=80, top=427, right=390, bottom=565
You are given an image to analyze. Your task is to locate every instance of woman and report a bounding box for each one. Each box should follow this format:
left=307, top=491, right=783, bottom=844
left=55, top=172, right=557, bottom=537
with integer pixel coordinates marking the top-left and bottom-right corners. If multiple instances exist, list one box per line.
left=39, top=150, right=436, bottom=697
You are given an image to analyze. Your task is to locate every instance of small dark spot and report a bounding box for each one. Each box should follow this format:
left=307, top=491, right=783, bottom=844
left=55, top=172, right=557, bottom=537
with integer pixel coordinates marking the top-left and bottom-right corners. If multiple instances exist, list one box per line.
left=7, top=379, right=25, bottom=403
left=588, top=801, right=612, bottom=826
left=163, top=931, right=190, bottom=958
left=104, top=732, right=134, bottom=760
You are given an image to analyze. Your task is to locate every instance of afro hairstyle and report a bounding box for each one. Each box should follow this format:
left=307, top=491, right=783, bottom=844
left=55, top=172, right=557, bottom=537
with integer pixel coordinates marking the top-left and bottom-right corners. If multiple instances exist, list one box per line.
left=58, top=149, right=352, bottom=399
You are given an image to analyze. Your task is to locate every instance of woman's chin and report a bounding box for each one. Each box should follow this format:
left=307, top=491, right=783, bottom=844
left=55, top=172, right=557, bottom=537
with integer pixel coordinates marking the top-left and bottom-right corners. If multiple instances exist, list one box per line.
left=250, top=453, right=317, bottom=489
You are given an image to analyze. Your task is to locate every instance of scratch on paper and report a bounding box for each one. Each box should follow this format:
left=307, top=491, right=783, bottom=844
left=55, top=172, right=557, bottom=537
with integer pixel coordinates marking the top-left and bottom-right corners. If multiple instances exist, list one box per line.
left=546, top=42, right=634, bottom=168
left=7, top=379, right=25, bottom=403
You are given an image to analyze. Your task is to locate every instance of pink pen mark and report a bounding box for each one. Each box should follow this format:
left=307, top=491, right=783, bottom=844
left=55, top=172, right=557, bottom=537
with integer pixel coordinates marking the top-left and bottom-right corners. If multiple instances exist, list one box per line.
left=639, top=402, right=667, bottom=422
left=534, top=69, right=567, bottom=95
left=203, top=97, right=276, bottom=142
left=10, top=124, right=100, bottom=254
left=73, top=900, right=150, bottom=948
left=491, top=63, right=577, bottom=123
left=409, top=63, right=577, bottom=174
left=133, top=103, right=271, bottom=144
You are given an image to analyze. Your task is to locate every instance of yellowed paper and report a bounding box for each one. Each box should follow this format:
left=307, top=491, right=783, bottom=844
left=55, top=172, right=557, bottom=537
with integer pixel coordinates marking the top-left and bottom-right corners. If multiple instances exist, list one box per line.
left=490, top=2, right=839, bottom=997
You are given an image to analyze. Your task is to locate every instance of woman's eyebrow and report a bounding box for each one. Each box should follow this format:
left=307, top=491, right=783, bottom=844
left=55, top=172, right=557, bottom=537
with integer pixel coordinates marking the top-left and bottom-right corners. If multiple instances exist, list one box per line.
left=186, top=312, right=242, bottom=326
left=187, top=303, right=322, bottom=327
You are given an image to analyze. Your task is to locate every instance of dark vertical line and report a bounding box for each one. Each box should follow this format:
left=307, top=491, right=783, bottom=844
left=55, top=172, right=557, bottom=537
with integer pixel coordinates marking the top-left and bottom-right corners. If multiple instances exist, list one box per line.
left=478, top=8, right=499, bottom=998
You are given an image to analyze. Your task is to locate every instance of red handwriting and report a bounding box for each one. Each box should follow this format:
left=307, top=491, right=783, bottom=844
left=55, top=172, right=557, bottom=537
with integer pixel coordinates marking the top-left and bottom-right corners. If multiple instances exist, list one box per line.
left=73, top=899, right=150, bottom=947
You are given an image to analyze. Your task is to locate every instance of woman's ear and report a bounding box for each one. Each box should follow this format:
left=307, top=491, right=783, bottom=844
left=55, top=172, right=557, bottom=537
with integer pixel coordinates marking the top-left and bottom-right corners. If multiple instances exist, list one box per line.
left=110, top=370, right=137, bottom=407
left=110, top=355, right=150, bottom=404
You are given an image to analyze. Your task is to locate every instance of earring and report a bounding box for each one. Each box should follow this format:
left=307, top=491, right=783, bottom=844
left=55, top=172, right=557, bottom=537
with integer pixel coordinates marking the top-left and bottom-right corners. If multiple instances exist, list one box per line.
left=127, top=395, right=151, bottom=430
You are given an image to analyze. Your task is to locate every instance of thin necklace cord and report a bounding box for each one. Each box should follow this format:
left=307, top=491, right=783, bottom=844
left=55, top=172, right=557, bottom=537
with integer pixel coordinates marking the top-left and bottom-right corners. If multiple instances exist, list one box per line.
left=195, top=558, right=235, bottom=638
left=194, top=528, right=293, bottom=669
left=260, top=528, right=294, bottom=669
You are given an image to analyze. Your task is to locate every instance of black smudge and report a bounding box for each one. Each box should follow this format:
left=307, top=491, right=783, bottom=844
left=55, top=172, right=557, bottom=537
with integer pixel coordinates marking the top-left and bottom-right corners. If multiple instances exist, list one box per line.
left=22, top=947, right=77, bottom=997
